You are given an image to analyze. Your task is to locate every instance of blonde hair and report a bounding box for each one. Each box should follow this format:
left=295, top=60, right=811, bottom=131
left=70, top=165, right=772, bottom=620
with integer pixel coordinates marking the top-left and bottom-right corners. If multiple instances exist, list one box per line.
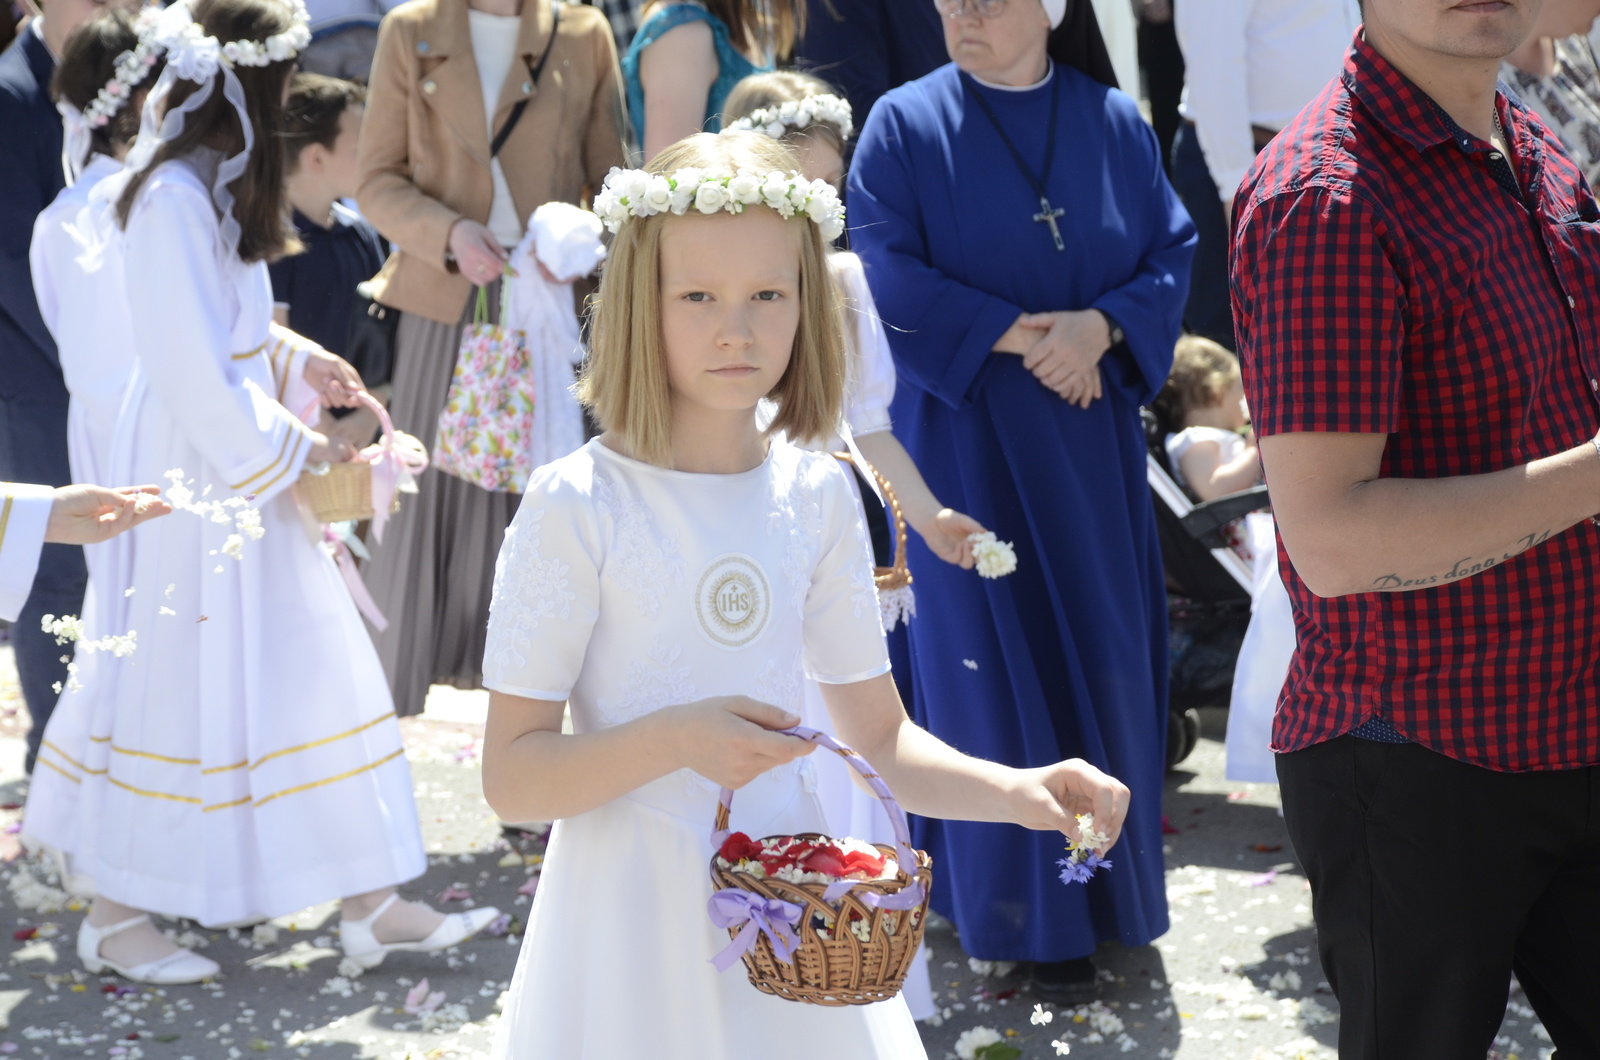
left=577, top=131, right=845, bottom=468
left=1154, top=335, right=1241, bottom=430
left=722, top=70, right=849, bottom=154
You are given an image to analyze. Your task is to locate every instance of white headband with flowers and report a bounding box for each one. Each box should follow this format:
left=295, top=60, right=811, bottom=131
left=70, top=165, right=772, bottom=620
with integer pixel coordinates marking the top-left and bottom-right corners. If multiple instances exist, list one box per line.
left=122, top=0, right=312, bottom=255
left=725, top=93, right=854, bottom=143
left=152, top=0, right=311, bottom=82
left=83, top=6, right=164, bottom=129
left=592, top=166, right=846, bottom=242
left=58, top=5, right=164, bottom=182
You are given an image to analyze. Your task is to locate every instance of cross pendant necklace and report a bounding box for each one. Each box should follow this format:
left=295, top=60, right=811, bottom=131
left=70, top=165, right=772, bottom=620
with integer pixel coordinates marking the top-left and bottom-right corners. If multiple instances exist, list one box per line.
left=966, top=66, right=1066, bottom=252
left=1033, top=197, right=1066, bottom=251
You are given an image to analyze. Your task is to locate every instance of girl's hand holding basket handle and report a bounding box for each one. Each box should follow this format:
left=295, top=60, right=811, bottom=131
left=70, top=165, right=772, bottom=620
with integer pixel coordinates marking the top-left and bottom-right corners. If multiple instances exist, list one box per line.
left=307, top=432, right=358, bottom=465
left=303, top=347, right=365, bottom=408
left=666, top=697, right=817, bottom=790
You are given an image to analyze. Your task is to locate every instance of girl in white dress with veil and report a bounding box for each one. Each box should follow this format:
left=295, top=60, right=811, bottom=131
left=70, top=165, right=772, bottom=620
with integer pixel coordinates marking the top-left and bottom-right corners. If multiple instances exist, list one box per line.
left=23, top=0, right=497, bottom=984
left=481, top=130, right=1131, bottom=1059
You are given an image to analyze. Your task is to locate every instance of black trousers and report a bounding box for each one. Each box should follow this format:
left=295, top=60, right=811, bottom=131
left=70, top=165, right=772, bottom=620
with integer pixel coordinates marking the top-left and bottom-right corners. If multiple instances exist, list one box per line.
left=1277, top=736, right=1600, bottom=1060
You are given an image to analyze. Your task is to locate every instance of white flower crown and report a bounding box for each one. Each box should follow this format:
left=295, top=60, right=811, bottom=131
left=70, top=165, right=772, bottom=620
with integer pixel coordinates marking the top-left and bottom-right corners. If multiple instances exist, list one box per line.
left=725, top=93, right=854, bottom=143
left=592, top=166, right=846, bottom=242
left=152, top=0, right=310, bottom=84
left=81, top=6, right=164, bottom=129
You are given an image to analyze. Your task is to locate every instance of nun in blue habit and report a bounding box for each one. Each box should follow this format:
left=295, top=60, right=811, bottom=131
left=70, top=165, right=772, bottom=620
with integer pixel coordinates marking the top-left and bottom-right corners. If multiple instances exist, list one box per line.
left=848, top=0, right=1195, bottom=1003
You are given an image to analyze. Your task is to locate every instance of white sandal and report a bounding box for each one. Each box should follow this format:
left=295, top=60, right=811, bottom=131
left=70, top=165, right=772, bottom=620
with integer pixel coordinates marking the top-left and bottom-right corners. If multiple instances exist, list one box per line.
left=77, top=914, right=220, bottom=984
left=339, top=893, right=503, bottom=970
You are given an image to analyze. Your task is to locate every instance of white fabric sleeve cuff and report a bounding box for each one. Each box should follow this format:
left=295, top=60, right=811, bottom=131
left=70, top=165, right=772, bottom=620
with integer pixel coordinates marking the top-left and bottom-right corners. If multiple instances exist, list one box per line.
left=482, top=679, right=572, bottom=703
left=0, top=484, right=55, bottom=623
left=806, top=659, right=893, bottom=686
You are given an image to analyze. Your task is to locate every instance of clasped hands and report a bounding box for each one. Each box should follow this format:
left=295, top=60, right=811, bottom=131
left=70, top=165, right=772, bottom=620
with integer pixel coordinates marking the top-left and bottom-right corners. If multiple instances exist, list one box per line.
left=997, top=309, right=1114, bottom=408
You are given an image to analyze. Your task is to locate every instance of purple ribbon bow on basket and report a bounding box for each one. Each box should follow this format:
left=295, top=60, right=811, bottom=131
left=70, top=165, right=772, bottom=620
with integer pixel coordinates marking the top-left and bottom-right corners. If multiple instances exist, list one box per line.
left=706, top=891, right=805, bottom=971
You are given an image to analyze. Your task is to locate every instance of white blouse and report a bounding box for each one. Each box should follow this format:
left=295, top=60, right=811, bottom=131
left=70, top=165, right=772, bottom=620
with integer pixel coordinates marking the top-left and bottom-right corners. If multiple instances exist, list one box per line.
left=483, top=437, right=887, bottom=761
left=469, top=9, right=527, bottom=248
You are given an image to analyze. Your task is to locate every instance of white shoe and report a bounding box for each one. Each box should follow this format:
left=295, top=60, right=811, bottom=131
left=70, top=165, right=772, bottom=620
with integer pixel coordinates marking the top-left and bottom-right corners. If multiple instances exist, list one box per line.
left=339, top=893, right=503, bottom=970
left=78, top=915, right=220, bottom=984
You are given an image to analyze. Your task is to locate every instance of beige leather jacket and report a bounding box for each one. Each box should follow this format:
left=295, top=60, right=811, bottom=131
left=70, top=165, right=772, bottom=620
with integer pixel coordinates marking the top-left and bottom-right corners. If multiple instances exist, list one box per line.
left=357, top=0, right=627, bottom=324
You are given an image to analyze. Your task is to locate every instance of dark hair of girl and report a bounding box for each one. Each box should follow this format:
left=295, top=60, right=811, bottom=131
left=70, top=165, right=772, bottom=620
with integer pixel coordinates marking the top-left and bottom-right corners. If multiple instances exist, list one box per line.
left=115, top=0, right=300, bottom=264
left=281, top=72, right=366, bottom=174
left=697, top=0, right=803, bottom=64
left=51, top=9, right=166, bottom=160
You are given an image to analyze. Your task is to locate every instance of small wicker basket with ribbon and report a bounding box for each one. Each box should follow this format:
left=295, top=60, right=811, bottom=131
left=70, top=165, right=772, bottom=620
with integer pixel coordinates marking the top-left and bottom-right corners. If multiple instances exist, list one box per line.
left=833, top=453, right=914, bottom=631
left=707, top=725, right=933, bottom=1006
left=297, top=390, right=428, bottom=532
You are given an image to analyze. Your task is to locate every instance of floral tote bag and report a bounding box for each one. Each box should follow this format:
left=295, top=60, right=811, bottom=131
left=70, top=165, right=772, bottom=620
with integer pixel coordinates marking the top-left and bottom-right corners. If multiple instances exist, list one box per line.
left=433, top=279, right=536, bottom=493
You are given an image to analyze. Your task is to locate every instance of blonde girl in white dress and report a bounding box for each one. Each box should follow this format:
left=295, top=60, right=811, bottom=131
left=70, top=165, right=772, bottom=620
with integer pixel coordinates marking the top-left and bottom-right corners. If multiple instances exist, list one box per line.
left=23, top=0, right=497, bottom=984
left=481, top=130, right=1131, bottom=1059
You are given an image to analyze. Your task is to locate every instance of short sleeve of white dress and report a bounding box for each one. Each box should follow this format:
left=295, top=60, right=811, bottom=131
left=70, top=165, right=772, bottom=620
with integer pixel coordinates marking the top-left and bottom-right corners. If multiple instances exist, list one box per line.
left=802, top=455, right=892, bottom=685
left=828, top=252, right=896, bottom=437
left=483, top=457, right=602, bottom=701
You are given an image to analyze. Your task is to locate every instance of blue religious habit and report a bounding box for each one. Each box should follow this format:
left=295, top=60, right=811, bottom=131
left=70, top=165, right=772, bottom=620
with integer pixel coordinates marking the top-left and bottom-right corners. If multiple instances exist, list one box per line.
left=849, top=60, right=1195, bottom=962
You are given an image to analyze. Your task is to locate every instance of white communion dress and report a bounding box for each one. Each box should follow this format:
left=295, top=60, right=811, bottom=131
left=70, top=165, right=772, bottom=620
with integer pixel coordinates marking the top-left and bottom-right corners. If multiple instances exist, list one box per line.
left=23, top=157, right=427, bottom=925
left=484, top=439, right=927, bottom=1059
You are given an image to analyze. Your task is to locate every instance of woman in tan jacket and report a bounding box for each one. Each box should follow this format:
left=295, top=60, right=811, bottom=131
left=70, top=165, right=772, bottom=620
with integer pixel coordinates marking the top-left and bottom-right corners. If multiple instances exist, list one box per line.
left=357, top=0, right=626, bottom=718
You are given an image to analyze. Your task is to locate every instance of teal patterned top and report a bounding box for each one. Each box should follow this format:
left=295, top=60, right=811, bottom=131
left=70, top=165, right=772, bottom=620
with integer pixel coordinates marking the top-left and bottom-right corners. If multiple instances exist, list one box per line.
left=622, top=2, right=768, bottom=152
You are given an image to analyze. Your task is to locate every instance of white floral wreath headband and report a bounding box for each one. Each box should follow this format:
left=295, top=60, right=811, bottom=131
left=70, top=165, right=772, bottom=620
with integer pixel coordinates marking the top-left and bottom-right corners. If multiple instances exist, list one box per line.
left=58, top=5, right=163, bottom=182
left=121, top=0, right=311, bottom=254
left=592, top=166, right=846, bottom=242
left=82, top=6, right=164, bottom=129
left=725, top=93, right=854, bottom=143
left=154, top=0, right=311, bottom=82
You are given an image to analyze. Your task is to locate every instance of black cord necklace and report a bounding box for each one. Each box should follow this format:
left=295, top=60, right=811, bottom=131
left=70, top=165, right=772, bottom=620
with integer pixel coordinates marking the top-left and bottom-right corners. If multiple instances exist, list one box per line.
left=964, top=65, right=1066, bottom=251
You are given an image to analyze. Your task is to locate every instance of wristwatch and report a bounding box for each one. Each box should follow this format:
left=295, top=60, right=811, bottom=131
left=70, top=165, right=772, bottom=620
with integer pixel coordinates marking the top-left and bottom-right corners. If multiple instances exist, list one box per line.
left=1099, top=310, right=1125, bottom=347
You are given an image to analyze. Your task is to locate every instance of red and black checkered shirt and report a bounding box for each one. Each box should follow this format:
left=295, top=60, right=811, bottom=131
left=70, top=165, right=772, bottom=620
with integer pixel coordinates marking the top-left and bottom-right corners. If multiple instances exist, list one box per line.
left=1234, top=30, right=1600, bottom=773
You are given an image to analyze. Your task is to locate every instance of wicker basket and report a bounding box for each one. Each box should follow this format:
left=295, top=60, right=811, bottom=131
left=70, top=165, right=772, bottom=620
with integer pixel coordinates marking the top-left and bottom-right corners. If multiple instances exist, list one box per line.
left=298, top=391, right=413, bottom=524
left=833, top=453, right=911, bottom=596
left=708, top=726, right=933, bottom=1006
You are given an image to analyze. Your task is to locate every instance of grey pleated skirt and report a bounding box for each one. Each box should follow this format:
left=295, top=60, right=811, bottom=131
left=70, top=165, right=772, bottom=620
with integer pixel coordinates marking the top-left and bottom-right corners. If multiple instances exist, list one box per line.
left=362, top=285, right=521, bottom=717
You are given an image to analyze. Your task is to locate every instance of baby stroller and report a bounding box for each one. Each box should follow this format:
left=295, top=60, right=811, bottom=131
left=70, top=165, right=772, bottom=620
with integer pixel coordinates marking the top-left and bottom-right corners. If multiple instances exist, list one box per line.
left=1142, top=407, right=1268, bottom=767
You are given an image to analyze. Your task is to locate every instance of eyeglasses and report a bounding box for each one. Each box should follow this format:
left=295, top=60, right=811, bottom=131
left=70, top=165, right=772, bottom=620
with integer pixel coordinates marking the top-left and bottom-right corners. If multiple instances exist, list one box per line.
left=933, top=0, right=1009, bottom=18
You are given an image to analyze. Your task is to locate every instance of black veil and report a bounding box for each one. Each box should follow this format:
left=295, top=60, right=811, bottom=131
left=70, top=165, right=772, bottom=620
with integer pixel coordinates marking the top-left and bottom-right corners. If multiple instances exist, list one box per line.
left=1047, top=0, right=1118, bottom=90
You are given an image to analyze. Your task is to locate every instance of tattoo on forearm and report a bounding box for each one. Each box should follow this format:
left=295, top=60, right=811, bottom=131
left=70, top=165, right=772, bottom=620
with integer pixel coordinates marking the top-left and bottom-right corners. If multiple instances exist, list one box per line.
left=1370, top=528, right=1554, bottom=591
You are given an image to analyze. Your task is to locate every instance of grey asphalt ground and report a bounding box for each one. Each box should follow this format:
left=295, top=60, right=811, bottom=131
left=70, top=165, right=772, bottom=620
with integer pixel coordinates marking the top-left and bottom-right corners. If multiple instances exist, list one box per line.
left=0, top=650, right=1553, bottom=1059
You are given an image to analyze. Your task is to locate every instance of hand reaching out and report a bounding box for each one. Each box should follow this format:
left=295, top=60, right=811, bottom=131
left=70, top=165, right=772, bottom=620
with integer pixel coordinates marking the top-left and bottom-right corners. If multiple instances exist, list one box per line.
left=913, top=508, right=988, bottom=568
left=1016, top=309, right=1112, bottom=408
left=45, top=485, right=171, bottom=545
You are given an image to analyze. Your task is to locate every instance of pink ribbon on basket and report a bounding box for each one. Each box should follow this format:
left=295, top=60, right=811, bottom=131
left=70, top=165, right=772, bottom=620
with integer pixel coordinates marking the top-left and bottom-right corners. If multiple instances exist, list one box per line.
left=356, top=391, right=429, bottom=545
left=323, top=526, right=389, bottom=631
left=706, top=890, right=805, bottom=971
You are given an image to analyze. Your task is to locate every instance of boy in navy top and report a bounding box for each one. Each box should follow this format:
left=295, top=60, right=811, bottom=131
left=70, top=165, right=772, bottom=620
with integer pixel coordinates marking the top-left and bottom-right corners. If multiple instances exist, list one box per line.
left=271, top=73, right=388, bottom=447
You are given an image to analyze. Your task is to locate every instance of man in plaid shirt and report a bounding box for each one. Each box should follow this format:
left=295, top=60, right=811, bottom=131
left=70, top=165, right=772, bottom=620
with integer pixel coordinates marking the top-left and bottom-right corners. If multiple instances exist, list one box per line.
left=1233, top=0, right=1600, bottom=1055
